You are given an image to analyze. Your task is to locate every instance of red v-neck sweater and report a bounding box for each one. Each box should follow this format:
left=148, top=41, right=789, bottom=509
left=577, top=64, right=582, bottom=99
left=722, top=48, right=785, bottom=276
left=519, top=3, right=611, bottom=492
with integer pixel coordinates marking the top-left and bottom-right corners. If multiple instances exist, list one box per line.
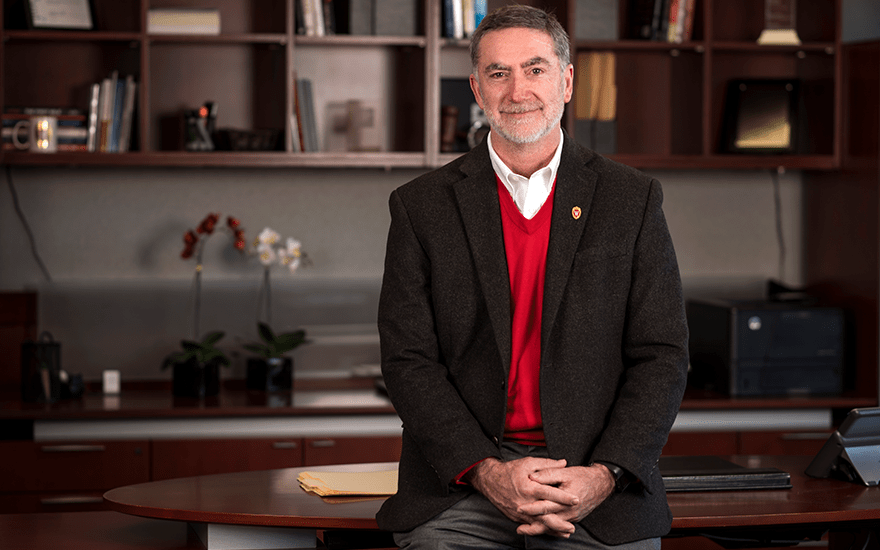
left=497, top=176, right=555, bottom=446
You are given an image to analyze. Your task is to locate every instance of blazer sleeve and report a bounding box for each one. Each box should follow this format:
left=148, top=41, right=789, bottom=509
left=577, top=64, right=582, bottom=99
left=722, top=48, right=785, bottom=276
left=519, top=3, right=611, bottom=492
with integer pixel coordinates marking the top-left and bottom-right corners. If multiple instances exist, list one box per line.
left=378, top=188, right=501, bottom=490
left=588, top=178, right=689, bottom=486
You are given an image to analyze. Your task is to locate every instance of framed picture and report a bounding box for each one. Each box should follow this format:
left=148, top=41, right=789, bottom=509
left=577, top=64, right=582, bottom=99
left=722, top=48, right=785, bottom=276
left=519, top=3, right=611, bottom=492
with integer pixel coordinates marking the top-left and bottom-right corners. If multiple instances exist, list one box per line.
left=722, top=79, right=800, bottom=154
left=26, top=0, right=94, bottom=30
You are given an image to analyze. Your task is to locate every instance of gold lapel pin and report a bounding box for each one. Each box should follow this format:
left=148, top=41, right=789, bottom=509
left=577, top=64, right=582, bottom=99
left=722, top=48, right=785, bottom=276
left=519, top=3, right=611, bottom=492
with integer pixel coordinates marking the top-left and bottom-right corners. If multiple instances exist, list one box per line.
left=572, top=206, right=582, bottom=220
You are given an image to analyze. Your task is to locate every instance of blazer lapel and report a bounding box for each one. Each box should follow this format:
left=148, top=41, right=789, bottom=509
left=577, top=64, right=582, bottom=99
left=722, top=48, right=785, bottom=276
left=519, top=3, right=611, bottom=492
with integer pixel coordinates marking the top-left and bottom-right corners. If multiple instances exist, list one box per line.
left=541, top=136, right=598, bottom=360
left=454, top=144, right=512, bottom=374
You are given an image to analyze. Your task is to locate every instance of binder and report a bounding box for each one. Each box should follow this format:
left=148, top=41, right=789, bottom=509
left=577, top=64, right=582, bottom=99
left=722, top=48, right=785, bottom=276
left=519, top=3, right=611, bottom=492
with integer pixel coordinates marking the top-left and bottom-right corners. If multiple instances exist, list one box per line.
left=660, top=456, right=792, bottom=492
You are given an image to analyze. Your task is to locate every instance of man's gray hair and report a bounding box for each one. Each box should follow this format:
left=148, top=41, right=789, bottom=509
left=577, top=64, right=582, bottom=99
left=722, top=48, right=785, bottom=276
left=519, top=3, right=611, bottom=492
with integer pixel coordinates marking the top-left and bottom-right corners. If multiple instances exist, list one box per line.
left=470, top=4, right=571, bottom=74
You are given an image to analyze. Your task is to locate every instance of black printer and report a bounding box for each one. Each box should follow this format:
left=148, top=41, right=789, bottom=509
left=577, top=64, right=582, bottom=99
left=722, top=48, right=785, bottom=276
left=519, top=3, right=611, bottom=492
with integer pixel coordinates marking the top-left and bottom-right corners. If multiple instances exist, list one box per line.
left=686, top=298, right=845, bottom=397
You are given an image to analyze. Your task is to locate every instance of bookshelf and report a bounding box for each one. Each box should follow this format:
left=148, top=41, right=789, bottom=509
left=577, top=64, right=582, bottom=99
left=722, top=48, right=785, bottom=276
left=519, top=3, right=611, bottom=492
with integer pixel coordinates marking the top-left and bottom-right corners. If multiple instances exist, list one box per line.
left=0, top=0, right=841, bottom=170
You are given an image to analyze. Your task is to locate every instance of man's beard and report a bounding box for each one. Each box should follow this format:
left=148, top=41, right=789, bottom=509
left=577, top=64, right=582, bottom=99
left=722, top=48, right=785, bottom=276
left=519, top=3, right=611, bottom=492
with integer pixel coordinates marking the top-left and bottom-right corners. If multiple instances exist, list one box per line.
left=483, top=90, right=565, bottom=145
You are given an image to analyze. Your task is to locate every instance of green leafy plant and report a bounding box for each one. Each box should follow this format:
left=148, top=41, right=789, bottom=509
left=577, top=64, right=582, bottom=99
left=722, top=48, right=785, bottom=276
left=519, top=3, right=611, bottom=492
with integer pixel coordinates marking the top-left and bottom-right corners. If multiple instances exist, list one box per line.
left=162, top=330, right=231, bottom=369
left=244, top=322, right=307, bottom=359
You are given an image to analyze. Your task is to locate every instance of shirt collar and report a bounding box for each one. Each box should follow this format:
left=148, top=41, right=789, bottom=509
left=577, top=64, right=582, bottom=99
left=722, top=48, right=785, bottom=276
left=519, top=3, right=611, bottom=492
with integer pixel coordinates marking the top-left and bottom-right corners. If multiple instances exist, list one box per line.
left=488, top=129, right=564, bottom=219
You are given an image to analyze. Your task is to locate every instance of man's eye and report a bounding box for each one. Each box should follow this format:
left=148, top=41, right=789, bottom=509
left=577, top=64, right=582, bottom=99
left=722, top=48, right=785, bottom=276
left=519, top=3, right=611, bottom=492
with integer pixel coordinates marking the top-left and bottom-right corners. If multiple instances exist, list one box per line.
left=531, top=67, right=544, bottom=75
left=490, top=72, right=505, bottom=79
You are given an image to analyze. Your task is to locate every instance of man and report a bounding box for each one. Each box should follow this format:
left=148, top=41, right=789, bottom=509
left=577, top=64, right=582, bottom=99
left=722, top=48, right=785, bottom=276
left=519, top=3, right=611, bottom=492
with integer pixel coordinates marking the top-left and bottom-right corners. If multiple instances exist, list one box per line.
left=377, top=5, right=689, bottom=549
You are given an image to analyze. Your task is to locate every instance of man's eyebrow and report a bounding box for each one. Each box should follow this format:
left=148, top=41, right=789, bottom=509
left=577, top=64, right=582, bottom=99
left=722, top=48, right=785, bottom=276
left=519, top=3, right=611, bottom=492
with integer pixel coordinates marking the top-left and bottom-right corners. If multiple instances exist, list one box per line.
left=522, top=56, right=550, bottom=68
left=483, top=57, right=550, bottom=73
left=484, top=62, right=511, bottom=73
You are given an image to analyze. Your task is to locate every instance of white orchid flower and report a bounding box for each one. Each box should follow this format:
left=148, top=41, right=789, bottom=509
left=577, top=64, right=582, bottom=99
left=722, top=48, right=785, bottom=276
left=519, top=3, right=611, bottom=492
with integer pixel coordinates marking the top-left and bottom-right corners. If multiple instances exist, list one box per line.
left=257, top=227, right=280, bottom=246
left=257, top=243, right=277, bottom=266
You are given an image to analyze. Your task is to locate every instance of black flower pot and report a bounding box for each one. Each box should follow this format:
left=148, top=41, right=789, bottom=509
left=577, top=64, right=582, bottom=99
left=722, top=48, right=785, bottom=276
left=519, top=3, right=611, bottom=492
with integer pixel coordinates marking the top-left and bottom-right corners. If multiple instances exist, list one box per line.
left=246, top=357, right=293, bottom=392
left=172, top=358, right=221, bottom=398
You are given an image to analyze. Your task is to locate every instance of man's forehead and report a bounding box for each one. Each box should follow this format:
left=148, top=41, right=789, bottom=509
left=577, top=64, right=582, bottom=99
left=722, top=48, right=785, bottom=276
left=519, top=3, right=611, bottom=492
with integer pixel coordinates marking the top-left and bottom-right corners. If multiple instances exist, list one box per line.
left=477, top=28, right=557, bottom=67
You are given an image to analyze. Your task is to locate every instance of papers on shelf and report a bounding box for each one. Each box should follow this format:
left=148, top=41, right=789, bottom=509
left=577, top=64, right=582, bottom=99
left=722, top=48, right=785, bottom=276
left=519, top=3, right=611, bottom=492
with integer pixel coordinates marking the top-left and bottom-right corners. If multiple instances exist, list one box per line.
left=297, top=468, right=398, bottom=497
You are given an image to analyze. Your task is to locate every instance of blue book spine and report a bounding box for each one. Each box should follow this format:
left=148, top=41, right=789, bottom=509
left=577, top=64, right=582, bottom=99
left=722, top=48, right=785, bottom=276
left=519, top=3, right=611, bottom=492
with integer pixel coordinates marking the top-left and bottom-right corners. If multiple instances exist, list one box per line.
left=109, top=78, right=126, bottom=152
left=474, top=0, right=486, bottom=29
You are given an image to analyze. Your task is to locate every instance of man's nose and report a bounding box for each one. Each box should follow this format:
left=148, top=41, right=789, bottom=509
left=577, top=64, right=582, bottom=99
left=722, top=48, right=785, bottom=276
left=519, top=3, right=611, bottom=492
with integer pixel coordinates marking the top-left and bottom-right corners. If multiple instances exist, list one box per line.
left=508, top=73, right=530, bottom=102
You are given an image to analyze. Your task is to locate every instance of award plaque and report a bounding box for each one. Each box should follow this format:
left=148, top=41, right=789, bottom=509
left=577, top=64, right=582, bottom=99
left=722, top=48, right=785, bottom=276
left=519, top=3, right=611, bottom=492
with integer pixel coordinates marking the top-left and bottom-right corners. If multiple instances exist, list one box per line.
left=757, top=0, right=801, bottom=45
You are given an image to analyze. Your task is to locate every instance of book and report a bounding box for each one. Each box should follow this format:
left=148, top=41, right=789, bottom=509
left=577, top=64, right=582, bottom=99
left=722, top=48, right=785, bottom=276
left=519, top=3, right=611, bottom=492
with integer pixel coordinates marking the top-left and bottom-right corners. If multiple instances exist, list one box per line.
left=473, top=0, right=487, bottom=30
left=86, top=83, right=100, bottom=152
left=98, top=71, right=118, bottom=152
left=660, top=456, right=792, bottom=492
left=118, top=76, right=137, bottom=153
left=666, top=0, right=681, bottom=42
left=147, top=9, right=220, bottom=35
left=443, top=0, right=464, bottom=39
left=462, top=0, right=475, bottom=37
left=109, top=76, right=126, bottom=152
left=680, top=0, right=697, bottom=42
left=651, top=0, right=669, bottom=41
left=295, top=79, right=318, bottom=152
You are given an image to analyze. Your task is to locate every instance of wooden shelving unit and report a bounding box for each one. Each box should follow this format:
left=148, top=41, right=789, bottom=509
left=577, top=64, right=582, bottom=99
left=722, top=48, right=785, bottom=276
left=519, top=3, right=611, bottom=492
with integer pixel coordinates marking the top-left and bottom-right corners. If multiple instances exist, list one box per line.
left=0, top=0, right=842, bottom=170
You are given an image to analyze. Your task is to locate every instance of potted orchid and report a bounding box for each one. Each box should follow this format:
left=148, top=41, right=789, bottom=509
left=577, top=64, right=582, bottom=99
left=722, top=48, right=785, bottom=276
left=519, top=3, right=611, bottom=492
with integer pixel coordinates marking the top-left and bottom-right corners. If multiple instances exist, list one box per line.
left=244, top=227, right=310, bottom=391
left=164, top=213, right=246, bottom=398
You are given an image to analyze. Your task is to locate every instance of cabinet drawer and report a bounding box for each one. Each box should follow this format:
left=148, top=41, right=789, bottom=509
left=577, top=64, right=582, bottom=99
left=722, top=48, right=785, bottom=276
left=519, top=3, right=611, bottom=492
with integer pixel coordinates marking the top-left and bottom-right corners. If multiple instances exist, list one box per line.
left=303, top=435, right=402, bottom=466
left=0, top=440, right=149, bottom=492
left=151, top=438, right=304, bottom=481
left=0, top=491, right=108, bottom=514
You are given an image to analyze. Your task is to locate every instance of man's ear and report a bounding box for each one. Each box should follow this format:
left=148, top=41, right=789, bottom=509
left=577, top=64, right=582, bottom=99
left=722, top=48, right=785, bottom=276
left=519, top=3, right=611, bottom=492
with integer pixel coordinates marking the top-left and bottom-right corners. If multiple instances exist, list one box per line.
left=469, top=74, right=485, bottom=110
left=563, top=63, right=574, bottom=104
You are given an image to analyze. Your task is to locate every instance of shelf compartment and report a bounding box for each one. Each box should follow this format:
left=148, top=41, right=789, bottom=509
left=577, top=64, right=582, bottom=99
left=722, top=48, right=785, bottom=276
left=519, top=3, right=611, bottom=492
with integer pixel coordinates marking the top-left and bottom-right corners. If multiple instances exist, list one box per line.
left=710, top=50, right=837, bottom=156
left=148, top=0, right=287, bottom=35
left=712, top=0, right=837, bottom=43
left=612, top=49, right=703, bottom=157
left=3, top=40, right=140, bottom=112
left=294, top=44, right=426, bottom=154
left=149, top=41, right=286, bottom=152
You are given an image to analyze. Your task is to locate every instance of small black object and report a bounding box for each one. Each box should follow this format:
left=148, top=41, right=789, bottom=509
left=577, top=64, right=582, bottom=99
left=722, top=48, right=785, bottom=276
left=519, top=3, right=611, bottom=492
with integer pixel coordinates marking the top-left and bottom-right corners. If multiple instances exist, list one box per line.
left=21, top=331, right=61, bottom=403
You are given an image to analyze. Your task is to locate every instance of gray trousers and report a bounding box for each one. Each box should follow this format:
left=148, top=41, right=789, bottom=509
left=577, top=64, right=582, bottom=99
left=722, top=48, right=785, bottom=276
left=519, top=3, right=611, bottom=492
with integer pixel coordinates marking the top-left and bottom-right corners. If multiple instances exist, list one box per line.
left=394, top=443, right=662, bottom=550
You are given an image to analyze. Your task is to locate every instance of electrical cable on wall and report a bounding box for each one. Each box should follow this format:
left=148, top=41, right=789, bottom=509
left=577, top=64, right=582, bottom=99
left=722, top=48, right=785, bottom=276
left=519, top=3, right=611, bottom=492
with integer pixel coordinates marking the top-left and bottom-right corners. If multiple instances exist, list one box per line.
left=4, top=166, right=52, bottom=282
left=771, top=167, right=786, bottom=283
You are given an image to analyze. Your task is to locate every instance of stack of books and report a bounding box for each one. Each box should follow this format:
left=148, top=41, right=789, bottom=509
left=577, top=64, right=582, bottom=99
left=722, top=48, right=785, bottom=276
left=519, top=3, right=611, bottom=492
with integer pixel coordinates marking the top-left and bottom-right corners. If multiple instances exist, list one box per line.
left=87, top=71, right=137, bottom=153
left=629, top=0, right=697, bottom=43
left=2, top=107, right=88, bottom=152
left=442, top=0, right=487, bottom=39
left=295, top=0, right=419, bottom=37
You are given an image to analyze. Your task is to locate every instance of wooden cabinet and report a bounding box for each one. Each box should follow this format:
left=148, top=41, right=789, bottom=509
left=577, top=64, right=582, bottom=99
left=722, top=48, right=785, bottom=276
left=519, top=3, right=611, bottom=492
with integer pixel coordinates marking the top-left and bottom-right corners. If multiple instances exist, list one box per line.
left=151, top=435, right=402, bottom=480
left=0, top=0, right=841, bottom=170
left=151, top=437, right=304, bottom=481
left=0, top=440, right=150, bottom=513
left=804, top=41, right=880, bottom=406
left=663, top=430, right=830, bottom=457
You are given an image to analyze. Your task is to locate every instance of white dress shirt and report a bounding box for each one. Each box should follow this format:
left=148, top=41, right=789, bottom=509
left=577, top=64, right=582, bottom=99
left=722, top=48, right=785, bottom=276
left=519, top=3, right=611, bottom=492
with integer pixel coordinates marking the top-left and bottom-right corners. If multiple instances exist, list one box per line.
left=487, top=129, right=564, bottom=220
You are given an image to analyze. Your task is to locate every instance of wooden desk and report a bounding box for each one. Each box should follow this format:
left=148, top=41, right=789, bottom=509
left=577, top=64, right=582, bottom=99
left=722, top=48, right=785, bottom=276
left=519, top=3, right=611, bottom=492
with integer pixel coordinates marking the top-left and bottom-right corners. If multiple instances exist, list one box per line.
left=100, top=456, right=880, bottom=550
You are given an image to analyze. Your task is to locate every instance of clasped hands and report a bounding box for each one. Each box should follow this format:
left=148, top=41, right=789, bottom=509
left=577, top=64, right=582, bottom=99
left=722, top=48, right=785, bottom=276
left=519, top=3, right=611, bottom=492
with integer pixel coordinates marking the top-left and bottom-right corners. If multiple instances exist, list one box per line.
left=465, top=456, right=615, bottom=538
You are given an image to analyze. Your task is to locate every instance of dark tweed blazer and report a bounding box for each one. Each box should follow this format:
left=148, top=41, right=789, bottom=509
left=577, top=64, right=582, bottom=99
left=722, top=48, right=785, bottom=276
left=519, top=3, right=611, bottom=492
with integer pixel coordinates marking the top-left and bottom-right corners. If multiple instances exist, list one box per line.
left=376, top=132, right=689, bottom=544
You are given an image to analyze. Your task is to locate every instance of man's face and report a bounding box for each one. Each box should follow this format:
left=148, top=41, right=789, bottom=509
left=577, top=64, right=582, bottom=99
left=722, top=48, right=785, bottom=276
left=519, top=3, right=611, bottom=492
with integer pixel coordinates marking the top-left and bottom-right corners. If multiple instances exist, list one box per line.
left=470, top=27, right=573, bottom=146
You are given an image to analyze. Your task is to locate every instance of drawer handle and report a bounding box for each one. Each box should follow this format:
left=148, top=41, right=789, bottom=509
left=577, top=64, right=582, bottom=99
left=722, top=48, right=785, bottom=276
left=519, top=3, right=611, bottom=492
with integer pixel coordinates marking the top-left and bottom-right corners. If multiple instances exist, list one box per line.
left=41, top=445, right=106, bottom=453
left=272, top=441, right=299, bottom=450
left=310, top=439, right=336, bottom=448
left=40, top=496, right=105, bottom=505
left=780, top=432, right=831, bottom=441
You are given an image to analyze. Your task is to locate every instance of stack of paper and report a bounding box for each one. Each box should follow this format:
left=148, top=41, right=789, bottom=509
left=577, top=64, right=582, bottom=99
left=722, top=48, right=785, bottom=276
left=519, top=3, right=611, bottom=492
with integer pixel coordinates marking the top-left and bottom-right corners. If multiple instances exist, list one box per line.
left=297, top=469, right=398, bottom=497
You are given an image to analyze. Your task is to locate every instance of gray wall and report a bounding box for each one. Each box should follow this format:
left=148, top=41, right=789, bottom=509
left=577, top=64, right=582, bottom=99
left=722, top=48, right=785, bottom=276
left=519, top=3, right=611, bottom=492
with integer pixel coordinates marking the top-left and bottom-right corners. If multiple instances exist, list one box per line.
left=0, top=166, right=802, bottom=382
